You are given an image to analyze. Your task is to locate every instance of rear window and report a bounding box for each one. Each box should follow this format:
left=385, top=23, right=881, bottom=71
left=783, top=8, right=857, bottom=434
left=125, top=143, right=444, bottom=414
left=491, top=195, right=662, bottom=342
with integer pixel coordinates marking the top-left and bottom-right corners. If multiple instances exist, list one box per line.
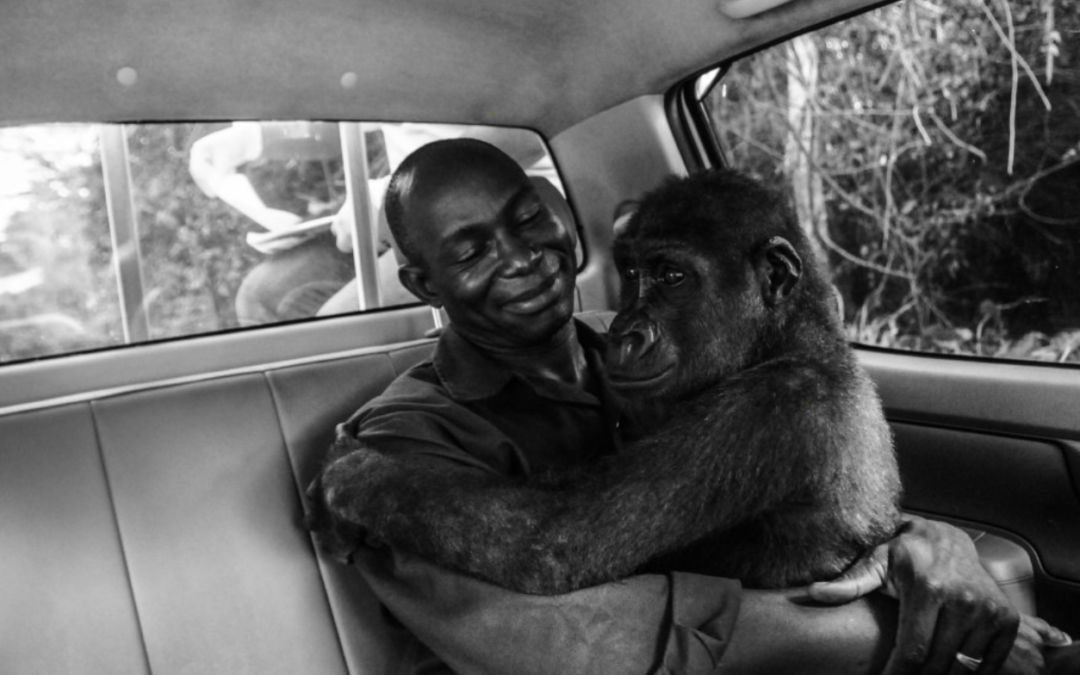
left=698, top=0, right=1080, bottom=365
left=0, top=122, right=565, bottom=364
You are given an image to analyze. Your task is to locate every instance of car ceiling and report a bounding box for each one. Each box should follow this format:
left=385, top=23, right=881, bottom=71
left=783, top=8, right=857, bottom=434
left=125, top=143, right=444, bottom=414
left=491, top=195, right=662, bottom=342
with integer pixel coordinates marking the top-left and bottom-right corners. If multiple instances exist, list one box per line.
left=2, top=0, right=879, bottom=135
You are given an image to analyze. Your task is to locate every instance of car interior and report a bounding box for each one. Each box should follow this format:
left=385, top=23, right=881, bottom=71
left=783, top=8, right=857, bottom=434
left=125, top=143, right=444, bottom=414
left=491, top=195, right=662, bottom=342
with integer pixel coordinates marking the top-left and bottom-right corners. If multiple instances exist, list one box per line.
left=1, top=0, right=1077, bottom=673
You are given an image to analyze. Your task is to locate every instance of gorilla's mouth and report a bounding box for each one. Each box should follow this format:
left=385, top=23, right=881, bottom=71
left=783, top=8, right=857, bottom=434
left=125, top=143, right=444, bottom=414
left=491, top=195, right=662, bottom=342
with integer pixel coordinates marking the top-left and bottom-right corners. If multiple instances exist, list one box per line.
left=606, top=364, right=676, bottom=391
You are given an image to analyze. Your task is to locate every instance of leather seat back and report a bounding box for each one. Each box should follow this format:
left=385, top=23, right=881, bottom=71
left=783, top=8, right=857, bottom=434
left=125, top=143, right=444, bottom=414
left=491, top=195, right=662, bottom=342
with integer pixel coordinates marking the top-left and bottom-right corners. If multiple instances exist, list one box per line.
left=0, top=340, right=435, bottom=675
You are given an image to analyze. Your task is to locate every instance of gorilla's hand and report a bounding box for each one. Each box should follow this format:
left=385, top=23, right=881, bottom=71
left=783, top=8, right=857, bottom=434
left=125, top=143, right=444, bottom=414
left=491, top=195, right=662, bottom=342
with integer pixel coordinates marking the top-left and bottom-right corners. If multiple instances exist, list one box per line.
left=315, top=443, right=417, bottom=548
left=305, top=438, right=415, bottom=561
left=304, top=468, right=370, bottom=563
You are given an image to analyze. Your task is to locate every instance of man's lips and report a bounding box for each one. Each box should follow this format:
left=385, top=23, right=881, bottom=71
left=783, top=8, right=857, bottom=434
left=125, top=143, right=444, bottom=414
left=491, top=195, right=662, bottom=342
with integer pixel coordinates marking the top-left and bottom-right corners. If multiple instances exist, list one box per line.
left=501, top=274, right=562, bottom=315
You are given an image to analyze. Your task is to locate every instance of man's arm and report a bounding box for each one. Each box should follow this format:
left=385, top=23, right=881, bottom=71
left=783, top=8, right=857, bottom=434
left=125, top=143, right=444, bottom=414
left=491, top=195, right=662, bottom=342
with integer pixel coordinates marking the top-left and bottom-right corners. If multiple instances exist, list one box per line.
left=728, top=589, right=1065, bottom=675
left=352, top=543, right=902, bottom=675
left=351, top=538, right=1060, bottom=675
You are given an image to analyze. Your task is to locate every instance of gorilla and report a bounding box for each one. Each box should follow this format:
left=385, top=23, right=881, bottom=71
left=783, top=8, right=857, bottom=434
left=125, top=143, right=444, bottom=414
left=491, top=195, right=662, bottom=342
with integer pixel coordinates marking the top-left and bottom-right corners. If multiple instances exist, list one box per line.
left=310, top=168, right=901, bottom=594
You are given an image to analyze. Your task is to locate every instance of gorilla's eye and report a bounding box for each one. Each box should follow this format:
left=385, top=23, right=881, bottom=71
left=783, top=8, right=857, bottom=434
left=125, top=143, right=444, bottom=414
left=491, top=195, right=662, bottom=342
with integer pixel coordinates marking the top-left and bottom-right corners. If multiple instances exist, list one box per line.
left=624, top=267, right=641, bottom=281
left=660, top=267, right=685, bottom=286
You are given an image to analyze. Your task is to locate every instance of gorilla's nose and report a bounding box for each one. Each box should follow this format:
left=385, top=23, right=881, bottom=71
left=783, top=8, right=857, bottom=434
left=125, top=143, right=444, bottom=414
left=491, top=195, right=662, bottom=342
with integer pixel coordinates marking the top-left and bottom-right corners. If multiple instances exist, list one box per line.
left=611, top=323, right=658, bottom=367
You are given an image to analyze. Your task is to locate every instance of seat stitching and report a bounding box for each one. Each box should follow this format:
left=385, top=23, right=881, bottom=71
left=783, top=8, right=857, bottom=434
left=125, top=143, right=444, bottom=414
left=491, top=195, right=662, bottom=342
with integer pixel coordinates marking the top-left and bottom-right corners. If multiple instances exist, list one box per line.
left=88, top=400, right=154, bottom=675
left=263, top=370, right=353, bottom=675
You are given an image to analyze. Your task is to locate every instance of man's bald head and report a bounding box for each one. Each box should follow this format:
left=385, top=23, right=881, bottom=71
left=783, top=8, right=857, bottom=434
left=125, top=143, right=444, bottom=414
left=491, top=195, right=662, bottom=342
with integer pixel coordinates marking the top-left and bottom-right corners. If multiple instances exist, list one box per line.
left=385, top=138, right=527, bottom=266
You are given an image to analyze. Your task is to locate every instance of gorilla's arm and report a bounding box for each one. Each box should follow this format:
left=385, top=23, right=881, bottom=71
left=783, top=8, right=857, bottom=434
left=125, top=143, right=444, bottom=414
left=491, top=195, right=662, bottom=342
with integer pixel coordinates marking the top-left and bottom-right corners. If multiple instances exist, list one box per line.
left=315, top=359, right=851, bottom=594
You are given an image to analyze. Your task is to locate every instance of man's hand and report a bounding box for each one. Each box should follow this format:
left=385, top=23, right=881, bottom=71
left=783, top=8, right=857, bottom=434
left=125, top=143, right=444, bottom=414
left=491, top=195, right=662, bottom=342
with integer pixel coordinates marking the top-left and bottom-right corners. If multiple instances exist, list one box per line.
left=807, top=515, right=1069, bottom=674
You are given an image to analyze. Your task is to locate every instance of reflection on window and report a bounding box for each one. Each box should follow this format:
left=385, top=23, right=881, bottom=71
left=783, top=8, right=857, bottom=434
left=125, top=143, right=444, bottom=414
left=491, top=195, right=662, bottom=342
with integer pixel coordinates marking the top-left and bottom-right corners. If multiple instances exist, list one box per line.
left=0, top=122, right=564, bottom=364
left=0, top=125, right=121, bottom=362
left=703, top=0, right=1080, bottom=365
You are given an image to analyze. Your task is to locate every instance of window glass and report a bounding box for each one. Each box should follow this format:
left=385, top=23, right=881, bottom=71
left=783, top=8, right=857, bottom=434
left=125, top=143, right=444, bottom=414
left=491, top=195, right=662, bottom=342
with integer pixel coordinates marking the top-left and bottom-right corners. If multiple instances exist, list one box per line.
left=0, top=122, right=566, bottom=364
left=0, top=125, right=122, bottom=361
left=701, top=0, right=1080, bottom=364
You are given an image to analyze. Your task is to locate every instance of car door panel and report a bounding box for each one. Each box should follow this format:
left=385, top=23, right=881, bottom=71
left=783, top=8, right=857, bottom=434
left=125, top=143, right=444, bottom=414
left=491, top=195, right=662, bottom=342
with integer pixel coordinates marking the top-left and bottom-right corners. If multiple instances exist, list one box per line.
left=895, top=423, right=1080, bottom=580
left=861, top=350, right=1080, bottom=634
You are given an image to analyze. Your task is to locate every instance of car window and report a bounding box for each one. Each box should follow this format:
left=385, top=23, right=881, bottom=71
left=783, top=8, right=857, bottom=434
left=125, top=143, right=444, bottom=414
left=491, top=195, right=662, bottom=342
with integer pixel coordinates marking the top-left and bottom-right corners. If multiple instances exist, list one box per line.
left=0, top=122, right=566, bottom=364
left=699, top=0, right=1079, bottom=365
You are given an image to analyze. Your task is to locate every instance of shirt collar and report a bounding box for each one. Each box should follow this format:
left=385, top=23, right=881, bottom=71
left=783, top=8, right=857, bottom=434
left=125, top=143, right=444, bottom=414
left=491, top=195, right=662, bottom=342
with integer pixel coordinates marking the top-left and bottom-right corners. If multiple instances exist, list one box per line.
left=432, top=319, right=608, bottom=402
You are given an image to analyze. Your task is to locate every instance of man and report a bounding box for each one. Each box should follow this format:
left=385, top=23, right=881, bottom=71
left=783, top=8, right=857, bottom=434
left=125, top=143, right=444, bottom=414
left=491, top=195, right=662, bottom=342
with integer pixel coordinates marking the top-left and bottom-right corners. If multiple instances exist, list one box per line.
left=188, top=121, right=355, bottom=325
left=309, top=139, right=1072, bottom=674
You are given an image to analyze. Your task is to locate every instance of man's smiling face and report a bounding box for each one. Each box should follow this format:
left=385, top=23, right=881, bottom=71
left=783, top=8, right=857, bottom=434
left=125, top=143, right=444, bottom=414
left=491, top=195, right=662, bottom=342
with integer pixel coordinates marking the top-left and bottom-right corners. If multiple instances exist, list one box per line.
left=400, top=148, right=577, bottom=350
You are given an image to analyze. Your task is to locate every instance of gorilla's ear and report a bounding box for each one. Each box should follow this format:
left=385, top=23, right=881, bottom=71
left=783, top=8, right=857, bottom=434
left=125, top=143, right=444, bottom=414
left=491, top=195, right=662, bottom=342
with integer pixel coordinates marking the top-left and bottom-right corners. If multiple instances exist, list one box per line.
left=755, top=236, right=802, bottom=307
left=399, top=264, right=442, bottom=308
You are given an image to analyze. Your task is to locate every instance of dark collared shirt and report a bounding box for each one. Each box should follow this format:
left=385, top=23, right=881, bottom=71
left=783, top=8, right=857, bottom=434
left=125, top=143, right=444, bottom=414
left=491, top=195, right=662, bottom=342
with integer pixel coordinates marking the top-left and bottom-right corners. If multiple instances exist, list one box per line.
left=338, top=320, right=621, bottom=478
left=340, top=320, right=740, bottom=675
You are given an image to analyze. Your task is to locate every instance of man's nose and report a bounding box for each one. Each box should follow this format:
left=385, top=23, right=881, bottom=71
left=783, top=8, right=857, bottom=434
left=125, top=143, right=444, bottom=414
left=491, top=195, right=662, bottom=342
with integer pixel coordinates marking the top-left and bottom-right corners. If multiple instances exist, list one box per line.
left=496, top=231, right=542, bottom=277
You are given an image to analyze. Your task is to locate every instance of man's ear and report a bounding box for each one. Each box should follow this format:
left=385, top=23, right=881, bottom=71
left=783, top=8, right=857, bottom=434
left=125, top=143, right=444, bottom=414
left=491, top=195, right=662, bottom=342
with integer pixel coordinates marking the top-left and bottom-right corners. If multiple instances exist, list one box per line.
left=755, top=236, right=802, bottom=307
left=398, top=264, right=442, bottom=308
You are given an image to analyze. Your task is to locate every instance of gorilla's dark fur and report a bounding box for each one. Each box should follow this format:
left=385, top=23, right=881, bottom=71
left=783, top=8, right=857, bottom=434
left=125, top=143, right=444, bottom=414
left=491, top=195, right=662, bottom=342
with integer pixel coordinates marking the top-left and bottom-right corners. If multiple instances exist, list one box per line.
left=309, top=168, right=901, bottom=594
